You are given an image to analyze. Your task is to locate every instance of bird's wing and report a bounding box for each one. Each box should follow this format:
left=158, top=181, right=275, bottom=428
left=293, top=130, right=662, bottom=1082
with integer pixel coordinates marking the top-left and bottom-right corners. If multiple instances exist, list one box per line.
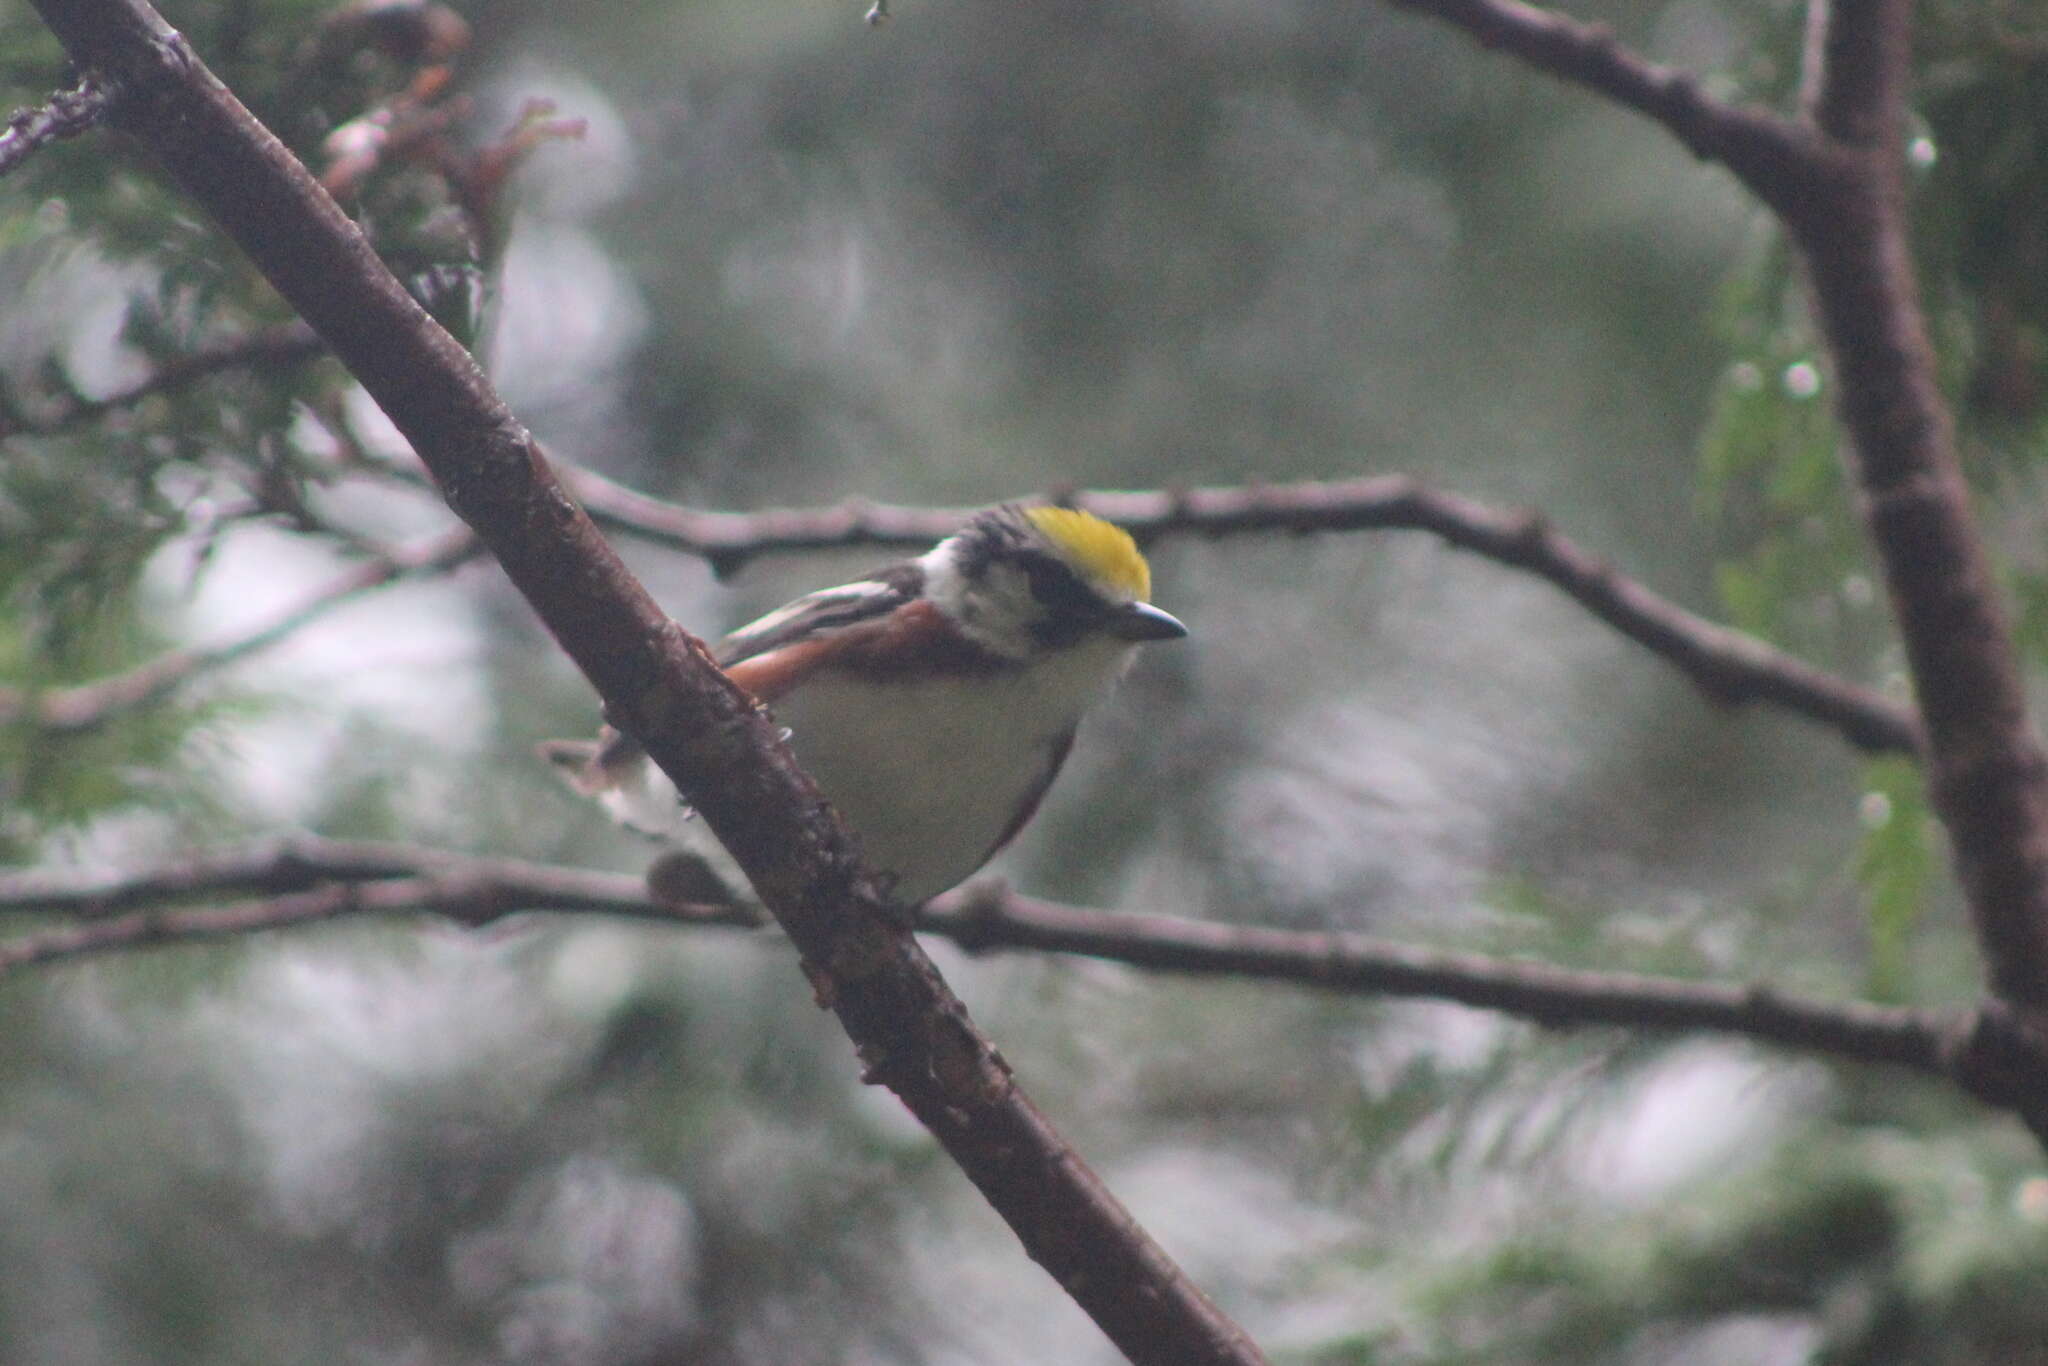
left=538, top=563, right=929, bottom=785
left=715, top=562, right=923, bottom=668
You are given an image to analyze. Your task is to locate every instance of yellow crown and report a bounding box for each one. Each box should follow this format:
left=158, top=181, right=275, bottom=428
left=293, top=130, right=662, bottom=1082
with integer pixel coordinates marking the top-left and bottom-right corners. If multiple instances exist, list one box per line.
left=1024, top=506, right=1151, bottom=602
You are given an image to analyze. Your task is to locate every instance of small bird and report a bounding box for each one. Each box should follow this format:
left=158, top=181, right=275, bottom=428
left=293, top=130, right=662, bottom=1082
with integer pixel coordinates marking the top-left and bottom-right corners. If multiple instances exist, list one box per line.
left=542, top=504, right=1187, bottom=906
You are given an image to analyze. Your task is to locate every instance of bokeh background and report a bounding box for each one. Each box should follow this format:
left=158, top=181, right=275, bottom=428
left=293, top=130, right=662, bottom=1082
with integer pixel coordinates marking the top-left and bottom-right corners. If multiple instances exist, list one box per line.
left=5, top=0, right=2048, bottom=1361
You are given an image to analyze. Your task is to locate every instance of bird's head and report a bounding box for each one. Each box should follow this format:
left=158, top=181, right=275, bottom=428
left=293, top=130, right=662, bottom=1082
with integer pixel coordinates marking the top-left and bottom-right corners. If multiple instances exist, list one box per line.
left=923, top=504, right=1188, bottom=660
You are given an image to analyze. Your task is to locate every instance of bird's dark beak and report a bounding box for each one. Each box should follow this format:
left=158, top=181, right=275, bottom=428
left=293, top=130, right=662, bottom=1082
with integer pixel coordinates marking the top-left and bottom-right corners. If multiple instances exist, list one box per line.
left=1108, top=601, right=1189, bottom=642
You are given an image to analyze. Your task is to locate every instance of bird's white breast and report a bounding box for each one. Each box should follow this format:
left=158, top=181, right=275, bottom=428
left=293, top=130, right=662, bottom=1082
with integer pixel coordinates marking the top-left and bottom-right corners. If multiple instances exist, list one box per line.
left=764, top=634, right=1137, bottom=903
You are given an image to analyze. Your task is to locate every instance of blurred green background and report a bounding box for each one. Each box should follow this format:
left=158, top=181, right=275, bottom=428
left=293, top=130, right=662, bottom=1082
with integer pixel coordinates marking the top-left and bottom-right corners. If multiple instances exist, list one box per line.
left=4, top=0, right=2048, bottom=1361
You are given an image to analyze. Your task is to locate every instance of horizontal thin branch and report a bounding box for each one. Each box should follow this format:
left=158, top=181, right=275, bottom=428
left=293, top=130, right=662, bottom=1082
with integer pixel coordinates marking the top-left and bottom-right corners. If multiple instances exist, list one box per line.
left=19, top=367, right=1913, bottom=755
left=1, top=880, right=395, bottom=970
left=0, top=872, right=744, bottom=972
left=14, top=838, right=2045, bottom=1131
left=930, top=885, right=1951, bottom=1072
left=0, top=526, right=482, bottom=733
left=557, top=472, right=1922, bottom=756
left=0, top=832, right=689, bottom=916
left=929, top=884, right=2048, bottom=1133
left=0, top=836, right=1966, bottom=1078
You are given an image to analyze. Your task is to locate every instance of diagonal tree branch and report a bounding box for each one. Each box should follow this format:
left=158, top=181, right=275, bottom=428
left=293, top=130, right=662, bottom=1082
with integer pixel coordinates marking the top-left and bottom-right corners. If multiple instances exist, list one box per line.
left=1779, top=0, right=2048, bottom=1015
left=0, top=525, right=482, bottom=733
left=8, top=838, right=2047, bottom=1135
left=26, top=3, right=1265, bottom=1360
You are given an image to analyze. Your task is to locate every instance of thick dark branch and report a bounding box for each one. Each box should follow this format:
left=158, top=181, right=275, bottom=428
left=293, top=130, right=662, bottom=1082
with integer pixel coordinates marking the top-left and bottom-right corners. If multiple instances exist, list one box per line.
left=1786, top=1, right=2048, bottom=1013
left=0, top=526, right=481, bottom=733
left=0, top=75, right=109, bottom=177
left=27, top=4, right=1264, bottom=1359
left=1380, top=0, right=1844, bottom=221
left=1801, top=0, right=1904, bottom=148
left=0, top=322, right=325, bottom=438
left=14, top=841, right=2048, bottom=1137
left=558, top=472, right=1922, bottom=756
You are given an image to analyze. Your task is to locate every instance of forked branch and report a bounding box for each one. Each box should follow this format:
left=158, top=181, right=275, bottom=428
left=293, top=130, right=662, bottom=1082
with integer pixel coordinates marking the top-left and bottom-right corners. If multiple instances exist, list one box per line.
left=1390, top=0, right=2048, bottom=1050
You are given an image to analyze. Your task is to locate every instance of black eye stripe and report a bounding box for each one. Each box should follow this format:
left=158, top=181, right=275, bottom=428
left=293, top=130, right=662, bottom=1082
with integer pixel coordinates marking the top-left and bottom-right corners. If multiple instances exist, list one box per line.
left=1017, top=550, right=1100, bottom=614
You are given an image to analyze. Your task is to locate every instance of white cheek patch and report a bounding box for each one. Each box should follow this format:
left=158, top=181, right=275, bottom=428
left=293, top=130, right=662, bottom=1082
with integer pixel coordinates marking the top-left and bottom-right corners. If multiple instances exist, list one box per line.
left=965, top=562, right=1047, bottom=659
left=917, top=542, right=967, bottom=612
left=919, top=543, right=1040, bottom=660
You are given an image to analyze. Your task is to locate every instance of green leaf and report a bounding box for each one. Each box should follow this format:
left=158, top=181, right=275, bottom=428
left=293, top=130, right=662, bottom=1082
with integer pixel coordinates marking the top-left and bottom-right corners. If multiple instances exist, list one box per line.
left=1855, top=756, right=1935, bottom=1000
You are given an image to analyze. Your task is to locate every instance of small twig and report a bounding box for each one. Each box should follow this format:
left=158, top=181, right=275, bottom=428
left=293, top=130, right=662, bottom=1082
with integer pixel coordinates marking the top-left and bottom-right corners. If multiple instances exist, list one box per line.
left=0, top=873, right=729, bottom=972
left=0, top=525, right=482, bottom=733
left=0, top=76, right=110, bottom=178
left=0, top=832, right=625, bottom=913
left=0, top=322, right=326, bottom=438
left=0, top=881, right=377, bottom=970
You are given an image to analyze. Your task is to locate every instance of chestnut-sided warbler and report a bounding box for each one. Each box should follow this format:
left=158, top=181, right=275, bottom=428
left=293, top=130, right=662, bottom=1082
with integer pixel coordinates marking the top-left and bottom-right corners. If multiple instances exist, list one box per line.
left=542, top=504, right=1187, bottom=905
